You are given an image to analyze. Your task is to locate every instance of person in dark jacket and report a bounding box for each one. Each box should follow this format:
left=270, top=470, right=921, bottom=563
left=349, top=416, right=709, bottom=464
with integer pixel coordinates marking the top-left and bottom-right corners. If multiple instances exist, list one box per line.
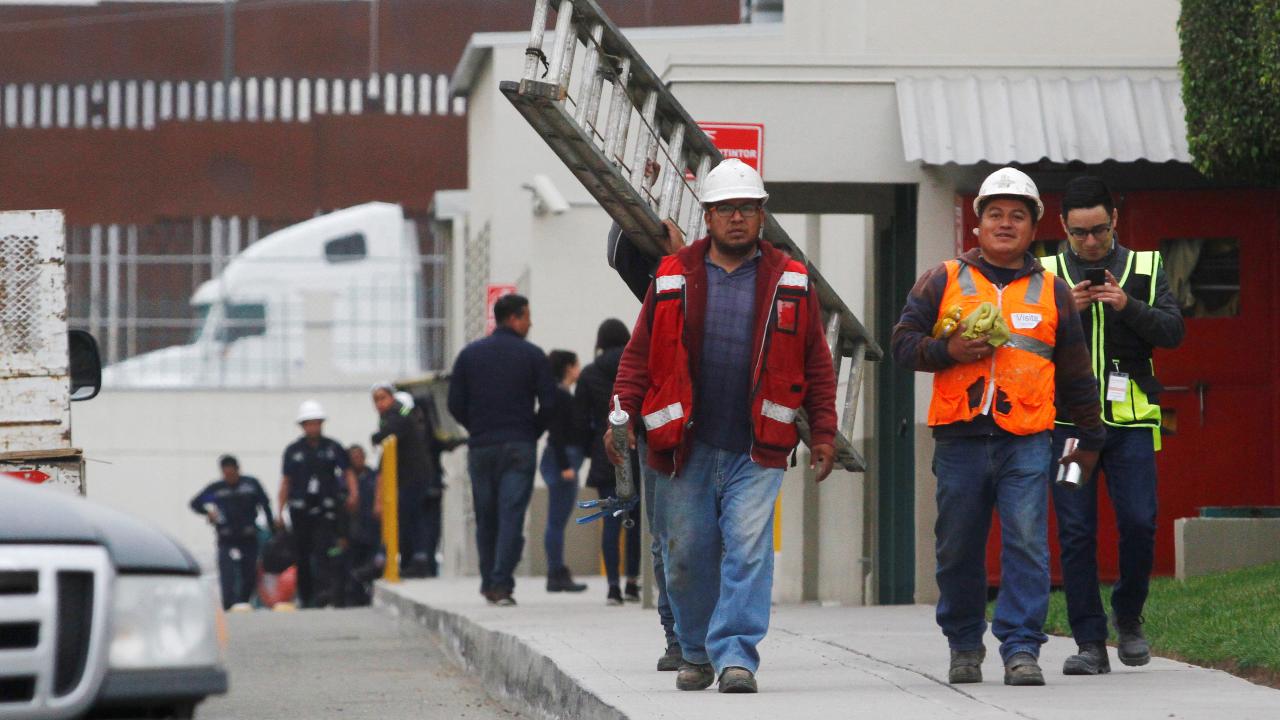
left=607, top=219, right=686, bottom=670
left=577, top=320, right=642, bottom=606
left=371, top=383, right=437, bottom=578
left=1042, top=176, right=1184, bottom=675
left=540, top=350, right=587, bottom=593
left=448, top=293, right=556, bottom=606
left=345, top=444, right=384, bottom=605
left=278, top=400, right=357, bottom=609
left=190, top=454, right=273, bottom=609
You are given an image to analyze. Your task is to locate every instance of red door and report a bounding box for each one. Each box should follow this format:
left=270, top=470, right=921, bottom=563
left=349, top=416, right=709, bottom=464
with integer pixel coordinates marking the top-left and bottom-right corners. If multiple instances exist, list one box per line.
left=960, top=189, right=1280, bottom=584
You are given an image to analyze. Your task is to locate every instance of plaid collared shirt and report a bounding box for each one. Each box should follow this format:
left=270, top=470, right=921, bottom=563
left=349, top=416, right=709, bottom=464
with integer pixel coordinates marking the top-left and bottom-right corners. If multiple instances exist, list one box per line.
left=694, top=250, right=760, bottom=453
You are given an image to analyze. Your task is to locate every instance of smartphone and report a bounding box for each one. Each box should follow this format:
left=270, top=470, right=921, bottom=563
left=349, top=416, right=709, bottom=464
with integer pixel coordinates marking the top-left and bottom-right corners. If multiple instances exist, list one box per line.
left=1085, top=267, right=1107, bottom=287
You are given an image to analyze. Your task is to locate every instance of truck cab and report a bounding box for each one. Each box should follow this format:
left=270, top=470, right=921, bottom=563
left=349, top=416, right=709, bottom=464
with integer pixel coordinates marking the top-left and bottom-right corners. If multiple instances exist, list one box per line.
left=103, top=201, right=423, bottom=387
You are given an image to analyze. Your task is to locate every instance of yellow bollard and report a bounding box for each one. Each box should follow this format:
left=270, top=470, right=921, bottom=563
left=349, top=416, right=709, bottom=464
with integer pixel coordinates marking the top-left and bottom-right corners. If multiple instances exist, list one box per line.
left=380, top=436, right=400, bottom=583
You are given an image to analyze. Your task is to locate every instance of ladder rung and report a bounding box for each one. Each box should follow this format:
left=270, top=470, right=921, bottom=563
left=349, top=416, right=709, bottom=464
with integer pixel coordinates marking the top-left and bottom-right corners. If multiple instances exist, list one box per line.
left=657, top=124, right=685, bottom=220
left=521, top=0, right=552, bottom=82
left=603, top=57, right=632, bottom=163
left=546, top=0, right=575, bottom=98
left=629, top=91, right=659, bottom=193
left=574, top=23, right=605, bottom=126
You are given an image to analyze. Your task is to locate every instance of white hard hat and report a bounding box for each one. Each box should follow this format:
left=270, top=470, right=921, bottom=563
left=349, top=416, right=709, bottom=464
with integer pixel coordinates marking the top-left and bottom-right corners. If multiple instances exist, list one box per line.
left=296, top=399, right=326, bottom=423
left=973, top=167, right=1044, bottom=221
left=699, top=158, right=769, bottom=206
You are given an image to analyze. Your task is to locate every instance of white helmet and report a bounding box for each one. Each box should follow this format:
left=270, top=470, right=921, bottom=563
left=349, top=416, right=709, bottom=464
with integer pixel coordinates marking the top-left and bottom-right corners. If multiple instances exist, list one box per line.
left=699, top=158, right=769, bottom=205
left=973, top=167, right=1044, bottom=221
left=394, top=391, right=415, bottom=410
left=296, top=399, right=326, bottom=424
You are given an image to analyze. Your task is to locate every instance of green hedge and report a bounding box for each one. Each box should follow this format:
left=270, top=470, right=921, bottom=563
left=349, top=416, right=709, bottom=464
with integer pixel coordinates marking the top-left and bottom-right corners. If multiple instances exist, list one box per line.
left=1179, top=0, right=1280, bottom=186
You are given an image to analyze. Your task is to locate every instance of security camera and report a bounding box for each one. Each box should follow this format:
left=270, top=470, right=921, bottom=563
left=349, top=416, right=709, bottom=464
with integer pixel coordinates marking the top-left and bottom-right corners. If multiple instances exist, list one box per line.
left=523, top=174, right=571, bottom=216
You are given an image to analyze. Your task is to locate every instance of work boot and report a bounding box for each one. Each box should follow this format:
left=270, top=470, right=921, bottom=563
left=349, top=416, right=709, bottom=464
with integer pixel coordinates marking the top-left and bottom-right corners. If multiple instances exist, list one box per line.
left=606, top=585, right=624, bottom=606
left=546, top=567, right=587, bottom=593
left=657, top=644, right=682, bottom=672
left=718, top=667, right=758, bottom=694
left=676, top=661, right=715, bottom=691
left=948, top=648, right=985, bottom=684
left=624, top=580, right=641, bottom=602
left=1003, top=652, right=1045, bottom=686
left=1114, top=615, right=1151, bottom=666
left=1062, top=641, right=1111, bottom=675
left=491, top=590, right=516, bottom=607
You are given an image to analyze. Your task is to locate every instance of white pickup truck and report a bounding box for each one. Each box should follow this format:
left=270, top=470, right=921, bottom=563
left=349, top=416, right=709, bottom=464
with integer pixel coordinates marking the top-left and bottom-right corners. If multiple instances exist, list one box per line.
left=1, top=210, right=227, bottom=719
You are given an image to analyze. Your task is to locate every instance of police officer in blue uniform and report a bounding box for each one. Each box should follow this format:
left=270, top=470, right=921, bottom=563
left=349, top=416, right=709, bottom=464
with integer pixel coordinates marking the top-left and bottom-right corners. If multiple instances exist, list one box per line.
left=278, top=400, right=358, bottom=608
left=190, top=455, right=274, bottom=609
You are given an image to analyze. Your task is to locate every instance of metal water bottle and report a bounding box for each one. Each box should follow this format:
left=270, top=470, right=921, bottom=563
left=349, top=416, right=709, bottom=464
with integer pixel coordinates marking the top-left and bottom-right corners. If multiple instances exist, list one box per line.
left=1056, top=437, right=1083, bottom=489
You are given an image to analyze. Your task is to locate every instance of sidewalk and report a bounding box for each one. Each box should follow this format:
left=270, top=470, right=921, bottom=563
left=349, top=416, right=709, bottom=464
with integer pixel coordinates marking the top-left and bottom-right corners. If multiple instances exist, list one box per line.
left=375, top=577, right=1277, bottom=720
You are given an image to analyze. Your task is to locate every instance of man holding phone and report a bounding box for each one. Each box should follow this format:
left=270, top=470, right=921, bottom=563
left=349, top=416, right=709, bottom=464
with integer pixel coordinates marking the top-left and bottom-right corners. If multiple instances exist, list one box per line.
left=1039, top=176, right=1184, bottom=676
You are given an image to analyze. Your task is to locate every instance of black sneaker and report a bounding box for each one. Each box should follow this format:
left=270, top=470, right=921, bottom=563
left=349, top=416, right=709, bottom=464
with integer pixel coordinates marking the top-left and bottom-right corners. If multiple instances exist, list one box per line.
left=1114, top=615, right=1151, bottom=666
left=948, top=648, right=985, bottom=684
left=676, top=661, right=715, bottom=691
left=606, top=585, right=624, bottom=606
left=718, top=666, right=757, bottom=694
left=657, top=644, right=682, bottom=672
left=546, top=567, right=587, bottom=593
left=1063, top=641, right=1111, bottom=675
left=492, top=591, right=517, bottom=607
left=1003, top=652, right=1045, bottom=686
left=624, top=580, right=640, bottom=602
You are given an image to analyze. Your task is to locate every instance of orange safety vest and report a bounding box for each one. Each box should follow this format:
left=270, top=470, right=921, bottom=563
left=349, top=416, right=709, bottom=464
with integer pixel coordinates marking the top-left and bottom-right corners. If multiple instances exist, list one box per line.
left=641, top=254, right=814, bottom=453
left=928, top=259, right=1058, bottom=435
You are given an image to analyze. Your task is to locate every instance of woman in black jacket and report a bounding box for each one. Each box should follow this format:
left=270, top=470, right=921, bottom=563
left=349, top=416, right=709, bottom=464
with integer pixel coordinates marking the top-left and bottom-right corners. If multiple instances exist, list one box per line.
left=541, top=350, right=587, bottom=592
left=576, top=318, right=642, bottom=605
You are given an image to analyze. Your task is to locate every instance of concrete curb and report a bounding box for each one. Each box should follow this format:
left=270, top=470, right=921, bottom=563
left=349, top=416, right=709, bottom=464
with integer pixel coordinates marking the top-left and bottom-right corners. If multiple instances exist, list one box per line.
left=374, top=582, right=627, bottom=720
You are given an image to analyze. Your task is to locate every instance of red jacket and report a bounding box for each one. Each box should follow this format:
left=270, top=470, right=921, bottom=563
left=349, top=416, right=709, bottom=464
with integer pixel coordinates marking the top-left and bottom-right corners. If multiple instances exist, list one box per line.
left=613, top=236, right=838, bottom=474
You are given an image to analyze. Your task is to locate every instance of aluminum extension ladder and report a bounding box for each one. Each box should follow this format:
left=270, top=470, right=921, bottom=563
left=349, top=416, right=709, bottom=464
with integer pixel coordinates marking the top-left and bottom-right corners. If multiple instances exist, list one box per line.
left=500, top=0, right=882, bottom=472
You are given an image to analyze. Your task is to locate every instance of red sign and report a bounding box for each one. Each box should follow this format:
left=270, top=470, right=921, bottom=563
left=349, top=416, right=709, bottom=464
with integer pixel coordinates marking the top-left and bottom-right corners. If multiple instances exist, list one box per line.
left=485, top=283, right=517, bottom=335
left=3, top=470, right=50, bottom=484
left=699, top=122, right=765, bottom=176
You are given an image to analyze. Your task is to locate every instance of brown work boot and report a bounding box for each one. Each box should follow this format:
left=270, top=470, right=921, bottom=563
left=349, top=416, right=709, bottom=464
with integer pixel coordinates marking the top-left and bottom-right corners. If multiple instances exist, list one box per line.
left=1003, top=652, right=1045, bottom=686
left=657, top=644, right=682, bottom=672
left=718, top=667, right=758, bottom=694
left=676, top=661, right=715, bottom=691
left=948, top=648, right=985, bottom=684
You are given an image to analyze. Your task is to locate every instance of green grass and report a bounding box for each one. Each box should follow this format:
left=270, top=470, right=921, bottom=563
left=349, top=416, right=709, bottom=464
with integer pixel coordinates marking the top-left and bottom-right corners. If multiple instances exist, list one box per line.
left=993, top=561, right=1280, bottom=682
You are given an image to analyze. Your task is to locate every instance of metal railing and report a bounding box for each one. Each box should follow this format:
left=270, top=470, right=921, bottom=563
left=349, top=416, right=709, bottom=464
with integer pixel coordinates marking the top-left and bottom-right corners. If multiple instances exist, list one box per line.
left=500, top=0, right=881, bottom=471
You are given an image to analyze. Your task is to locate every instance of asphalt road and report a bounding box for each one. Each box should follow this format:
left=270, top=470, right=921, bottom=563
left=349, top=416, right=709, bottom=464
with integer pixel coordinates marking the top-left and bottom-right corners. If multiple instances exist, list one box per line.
left=200, top=607, right=524, bottom=720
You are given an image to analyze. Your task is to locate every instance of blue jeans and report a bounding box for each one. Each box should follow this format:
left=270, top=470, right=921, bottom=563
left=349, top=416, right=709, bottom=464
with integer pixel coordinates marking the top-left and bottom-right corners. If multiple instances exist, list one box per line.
left=933, top=432, right=1051, bottom=663
left=539, top=443, right=584, bottom=573
left=1051, top=425, right=1157, bottom=642
left=639, top=437, right=677, bottom=647
left=468, top=441, right=537, bottom=594
left=654, top=441, right=783, bottom=674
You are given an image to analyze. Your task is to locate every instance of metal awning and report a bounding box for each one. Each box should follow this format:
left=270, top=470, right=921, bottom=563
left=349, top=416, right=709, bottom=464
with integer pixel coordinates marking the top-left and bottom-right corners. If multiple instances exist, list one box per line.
left=896, top=75, right=1190, bottom=165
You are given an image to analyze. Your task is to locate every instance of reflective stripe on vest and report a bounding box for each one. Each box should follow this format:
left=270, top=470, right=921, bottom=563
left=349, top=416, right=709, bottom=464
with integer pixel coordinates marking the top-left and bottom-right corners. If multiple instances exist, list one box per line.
left=928, top=259, right=1059, bottom=434
left=1043, top=250, right=1163, bottom=429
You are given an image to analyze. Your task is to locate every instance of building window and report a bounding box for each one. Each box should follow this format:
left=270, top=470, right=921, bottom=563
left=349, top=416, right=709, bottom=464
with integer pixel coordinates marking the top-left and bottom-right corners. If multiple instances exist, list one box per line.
left=324, top=233, right=367, bottom=263
left=1160, top=238, right=1240, bottom=318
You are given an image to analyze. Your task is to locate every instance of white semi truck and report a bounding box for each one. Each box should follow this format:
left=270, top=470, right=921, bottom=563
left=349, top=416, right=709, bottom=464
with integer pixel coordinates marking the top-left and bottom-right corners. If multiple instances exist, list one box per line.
left=1, top=210, right=227, bottom=719
left=104, top=201, right=424, bottom=388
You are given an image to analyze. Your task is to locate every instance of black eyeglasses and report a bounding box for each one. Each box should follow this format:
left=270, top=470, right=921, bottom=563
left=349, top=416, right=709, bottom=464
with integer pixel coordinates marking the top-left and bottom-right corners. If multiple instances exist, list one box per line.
left=709, top=202, right=761, bottom=218
left=1066, top=223, right=1112, bottom=240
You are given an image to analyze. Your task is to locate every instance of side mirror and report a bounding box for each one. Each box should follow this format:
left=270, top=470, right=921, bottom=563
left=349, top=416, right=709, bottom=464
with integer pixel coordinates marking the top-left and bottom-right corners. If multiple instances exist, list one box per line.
left=69, top=330, right=102, bottom=401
